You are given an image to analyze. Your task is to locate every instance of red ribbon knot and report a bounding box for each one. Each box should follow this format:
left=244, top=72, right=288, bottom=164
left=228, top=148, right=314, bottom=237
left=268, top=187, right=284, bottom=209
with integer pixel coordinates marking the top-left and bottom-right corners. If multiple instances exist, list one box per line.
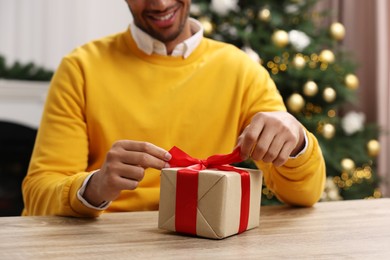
left=200, top=159, right=208, bottom=167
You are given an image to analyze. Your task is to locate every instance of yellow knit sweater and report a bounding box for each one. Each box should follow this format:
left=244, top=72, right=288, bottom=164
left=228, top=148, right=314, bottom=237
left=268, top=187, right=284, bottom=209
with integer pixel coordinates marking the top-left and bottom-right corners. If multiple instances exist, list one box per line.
left=22, top=30, right=325, bottom=216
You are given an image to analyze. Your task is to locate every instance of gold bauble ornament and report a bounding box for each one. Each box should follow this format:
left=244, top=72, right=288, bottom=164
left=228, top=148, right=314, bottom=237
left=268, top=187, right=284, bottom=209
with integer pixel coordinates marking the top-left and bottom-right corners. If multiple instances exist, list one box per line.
left=258, top=8, right=271, bottom=22
left=293, top=55, right=306, bottom=69
left=330, top=22, right=346, bottom=41
left=345, top=74, right=359, bottom=90
left=322, top=123, right=336, bottom=139
left=287, top=93, right=305, bottom=113
left=272, top=30, right=289, bottom=48
left=319, top=49, right=335, bottom=63
left=199, top=17, right=213, bottom=35
left=303, top=81, right=318, bottom=97
left=367, top=139, right=380, bottom=157
left=323, top=87, right=337, bottom=103
left=341, top=158, right=356, bottom=172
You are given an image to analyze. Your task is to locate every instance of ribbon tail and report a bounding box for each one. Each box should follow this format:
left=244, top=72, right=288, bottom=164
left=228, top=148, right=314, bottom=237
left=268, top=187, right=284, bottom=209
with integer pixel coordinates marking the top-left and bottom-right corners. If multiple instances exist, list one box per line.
left=206, top=147, right=243, bottom=166
left=238, top=171, right=250, bottom=233
left=175, top=168, right=199, bottom=235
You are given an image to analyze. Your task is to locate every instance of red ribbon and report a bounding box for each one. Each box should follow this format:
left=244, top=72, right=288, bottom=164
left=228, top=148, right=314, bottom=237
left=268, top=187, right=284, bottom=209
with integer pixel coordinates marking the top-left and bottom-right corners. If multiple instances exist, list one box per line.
left=168, top=146, right=251, bottom=235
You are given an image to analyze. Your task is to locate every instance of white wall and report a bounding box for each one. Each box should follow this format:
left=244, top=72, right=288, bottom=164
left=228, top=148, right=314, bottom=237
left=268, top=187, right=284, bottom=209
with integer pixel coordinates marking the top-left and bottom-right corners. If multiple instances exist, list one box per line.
left=0, top=0, right=131, bottom=70
left=0, top=79, right=48, bottom=128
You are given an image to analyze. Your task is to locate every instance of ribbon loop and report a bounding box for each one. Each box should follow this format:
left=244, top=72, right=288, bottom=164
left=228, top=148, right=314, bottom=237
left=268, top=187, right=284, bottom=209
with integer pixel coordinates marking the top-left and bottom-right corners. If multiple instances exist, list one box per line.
left=169, top=146, right=243, bottom=169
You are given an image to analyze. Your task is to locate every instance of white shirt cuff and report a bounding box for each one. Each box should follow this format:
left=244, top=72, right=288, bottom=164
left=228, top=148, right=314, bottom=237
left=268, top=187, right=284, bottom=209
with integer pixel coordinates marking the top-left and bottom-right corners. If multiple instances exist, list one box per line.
left=289, top=129, right=309, bottom=159
left=77, top=170, right=111, bottom=210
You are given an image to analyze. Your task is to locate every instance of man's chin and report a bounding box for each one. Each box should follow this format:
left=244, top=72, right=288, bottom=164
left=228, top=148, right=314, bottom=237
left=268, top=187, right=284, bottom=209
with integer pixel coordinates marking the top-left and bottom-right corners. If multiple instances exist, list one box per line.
left=150, top=30, right=181, bottom=43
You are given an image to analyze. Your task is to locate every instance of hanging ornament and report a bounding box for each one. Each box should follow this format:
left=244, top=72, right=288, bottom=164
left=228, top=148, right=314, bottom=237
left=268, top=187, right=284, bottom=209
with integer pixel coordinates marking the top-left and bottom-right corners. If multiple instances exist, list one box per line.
left=330, top=22, right=346, bottom=41
left=321, top=177, right=342, bottom=201
left=289, top=30, right=311, bottom=51
left=323, top=87, right=337, bottom=103
left=190, top=4, right=202, bottom=16
left=341, top=111, right=365, bottom=135
left=258, top=8, right=271, bottom=22
left=199, top=17, right=214, bottom=35
left=211, top=0, right=239, bottom=16
left=292, top=55, right=306, bottom=69
left=303, top=81, right=318, bottom=97
left=341, top=158, right=356, bottom=172
left=242, top=46, right=260, bottom=63
left=287, top=93, right=305, bottom=113
left=345, top=73, right=359, bottom=89
left=272, top=30, right=289, bottom=48
left=319, top=49, right=335, bottom=63
left=322, top=123, right=336, bottom=139
left=285, top=4, right=300, bottom=14
left=367, top=139, right=380, bottom=157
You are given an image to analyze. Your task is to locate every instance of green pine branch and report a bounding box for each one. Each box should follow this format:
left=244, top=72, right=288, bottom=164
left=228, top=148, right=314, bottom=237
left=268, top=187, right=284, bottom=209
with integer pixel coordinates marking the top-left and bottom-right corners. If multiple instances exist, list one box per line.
left=0, top=55, right=53, bottom=81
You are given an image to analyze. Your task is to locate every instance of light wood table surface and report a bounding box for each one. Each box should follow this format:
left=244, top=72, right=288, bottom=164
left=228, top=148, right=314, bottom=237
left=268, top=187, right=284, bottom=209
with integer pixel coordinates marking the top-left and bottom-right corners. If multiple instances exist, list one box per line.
left=0, top=199, right=389, bottom=259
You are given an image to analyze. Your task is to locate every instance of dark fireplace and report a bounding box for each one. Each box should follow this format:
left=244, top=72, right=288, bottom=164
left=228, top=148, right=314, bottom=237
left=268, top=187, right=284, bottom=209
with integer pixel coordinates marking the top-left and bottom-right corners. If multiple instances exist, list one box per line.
left=0, top=122, right=36, bottom=216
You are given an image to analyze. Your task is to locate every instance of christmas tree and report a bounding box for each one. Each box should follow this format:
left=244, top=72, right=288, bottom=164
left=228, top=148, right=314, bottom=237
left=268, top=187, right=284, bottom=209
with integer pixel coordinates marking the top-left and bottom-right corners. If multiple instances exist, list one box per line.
left=191, top=0, right=381, bottom=204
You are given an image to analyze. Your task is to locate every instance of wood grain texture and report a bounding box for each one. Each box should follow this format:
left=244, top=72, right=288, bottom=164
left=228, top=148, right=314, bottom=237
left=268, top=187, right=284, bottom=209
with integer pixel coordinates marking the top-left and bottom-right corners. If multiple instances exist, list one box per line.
left=1, top=199, right=389, bottom=259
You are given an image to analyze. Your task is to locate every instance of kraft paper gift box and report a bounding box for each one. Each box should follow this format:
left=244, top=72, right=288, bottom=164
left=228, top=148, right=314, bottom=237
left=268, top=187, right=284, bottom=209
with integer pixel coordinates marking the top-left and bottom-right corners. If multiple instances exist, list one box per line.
left=158, top=147, right=263, bottom=239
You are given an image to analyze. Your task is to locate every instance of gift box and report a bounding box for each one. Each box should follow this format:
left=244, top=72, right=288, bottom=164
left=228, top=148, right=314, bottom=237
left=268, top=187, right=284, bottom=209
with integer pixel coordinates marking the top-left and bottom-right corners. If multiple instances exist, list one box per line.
left=158, top=147, right=263, bottom=239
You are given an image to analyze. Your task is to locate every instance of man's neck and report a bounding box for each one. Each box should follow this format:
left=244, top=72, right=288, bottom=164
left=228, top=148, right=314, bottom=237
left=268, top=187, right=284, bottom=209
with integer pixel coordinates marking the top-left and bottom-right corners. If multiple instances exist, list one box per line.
left=165, top=20, right=192, bottom=54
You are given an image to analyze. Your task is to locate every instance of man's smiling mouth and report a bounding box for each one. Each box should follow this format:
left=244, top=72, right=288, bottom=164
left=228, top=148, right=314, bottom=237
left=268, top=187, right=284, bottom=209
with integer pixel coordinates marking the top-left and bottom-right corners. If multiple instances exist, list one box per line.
left=147, top=5, right=179, bottom=23
left=152, top=12, right=175, bottom=21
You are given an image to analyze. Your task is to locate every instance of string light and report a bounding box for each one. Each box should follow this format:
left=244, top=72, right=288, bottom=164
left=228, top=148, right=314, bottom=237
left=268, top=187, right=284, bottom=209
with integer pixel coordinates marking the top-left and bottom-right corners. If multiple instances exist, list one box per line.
left=280, top=64, right=287, bottom=71
left=327, top=110, right=336, bottom=117
left=262, top=187, right=275, bottom=199
left=320, top=63, right=328, bottom=71
left=267, top=61, right=275, bottom=69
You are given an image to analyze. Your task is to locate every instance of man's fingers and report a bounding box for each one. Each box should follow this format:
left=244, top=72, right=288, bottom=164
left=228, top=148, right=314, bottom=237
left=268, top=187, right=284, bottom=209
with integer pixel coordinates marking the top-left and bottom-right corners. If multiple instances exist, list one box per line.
left=240, top=122, right=264, bottom=159
left=118, top=140, right=172, bottom=161
left=124, top=151, right=170, bottom=169
left=237, top=112, right=305, bottom=166
left=119, top=164, right=145, bottom=182
left=250, top=125, right=274, bottom=160
left=114, top=175, right=140, bottom=191
left=273, top=144, right=292, bottom=167
left=112, top=140, right=171, bottom=169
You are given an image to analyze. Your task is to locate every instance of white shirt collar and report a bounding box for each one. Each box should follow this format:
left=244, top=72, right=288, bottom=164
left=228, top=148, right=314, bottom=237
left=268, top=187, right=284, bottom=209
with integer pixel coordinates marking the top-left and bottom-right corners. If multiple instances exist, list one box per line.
left=130, top=18, right=203, bottom=59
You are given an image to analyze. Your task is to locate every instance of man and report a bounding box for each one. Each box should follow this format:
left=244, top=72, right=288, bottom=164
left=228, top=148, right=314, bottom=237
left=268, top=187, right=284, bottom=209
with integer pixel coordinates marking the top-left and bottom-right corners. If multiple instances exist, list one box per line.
left=22, top=0, right=325, bottom=217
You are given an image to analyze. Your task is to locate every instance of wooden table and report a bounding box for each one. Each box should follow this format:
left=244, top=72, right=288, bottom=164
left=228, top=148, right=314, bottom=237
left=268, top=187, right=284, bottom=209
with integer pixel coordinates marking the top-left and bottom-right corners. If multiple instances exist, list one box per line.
left=1, top=199, right=389, bottom=259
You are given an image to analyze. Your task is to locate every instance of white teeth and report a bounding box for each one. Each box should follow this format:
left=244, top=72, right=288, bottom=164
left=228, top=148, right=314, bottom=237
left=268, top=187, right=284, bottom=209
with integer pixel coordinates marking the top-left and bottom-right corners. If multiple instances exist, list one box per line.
left=154, top=12, right=174, bottom=21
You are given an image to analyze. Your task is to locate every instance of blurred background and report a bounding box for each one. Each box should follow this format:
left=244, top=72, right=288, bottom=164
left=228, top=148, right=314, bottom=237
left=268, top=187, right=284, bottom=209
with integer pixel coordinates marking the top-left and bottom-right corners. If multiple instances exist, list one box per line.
left=0, top=0, right=389, bottom=215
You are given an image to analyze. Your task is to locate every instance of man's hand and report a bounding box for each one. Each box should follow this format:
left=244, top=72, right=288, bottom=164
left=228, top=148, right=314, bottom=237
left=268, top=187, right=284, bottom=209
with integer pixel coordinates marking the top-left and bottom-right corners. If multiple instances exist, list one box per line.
left=237, top=111, right=305, bottom=167
left=83, top=141, right=171, bottom=207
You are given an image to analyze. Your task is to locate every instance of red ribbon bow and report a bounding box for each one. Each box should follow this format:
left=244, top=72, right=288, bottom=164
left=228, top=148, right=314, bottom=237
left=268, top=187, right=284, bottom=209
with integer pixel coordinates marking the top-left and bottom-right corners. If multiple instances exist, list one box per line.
left=168, top=146, right=251, bottom=235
